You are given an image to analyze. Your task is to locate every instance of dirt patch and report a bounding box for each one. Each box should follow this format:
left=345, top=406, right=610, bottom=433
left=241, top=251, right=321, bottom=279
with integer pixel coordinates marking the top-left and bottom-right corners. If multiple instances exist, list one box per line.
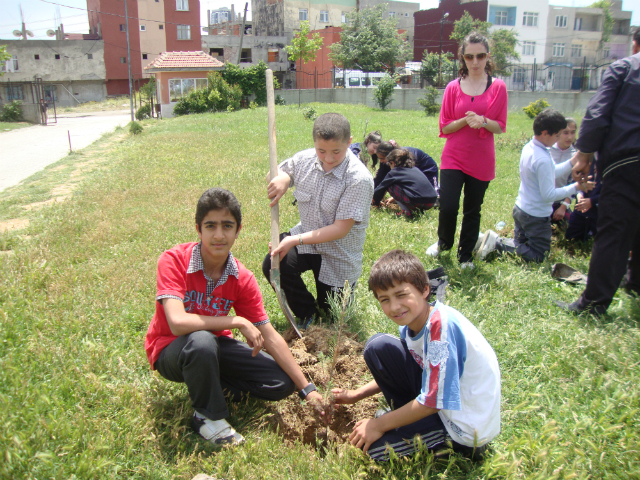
left=0, top=218, right=29, bottom=232
left=266, top=326, right=379, bottom=447
left=23, top=197, right=69, bottom=211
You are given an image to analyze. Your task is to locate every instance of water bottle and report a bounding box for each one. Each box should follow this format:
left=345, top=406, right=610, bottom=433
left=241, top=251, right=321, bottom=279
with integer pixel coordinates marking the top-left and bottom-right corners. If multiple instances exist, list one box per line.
left=495, top=221, right=506, bottom=230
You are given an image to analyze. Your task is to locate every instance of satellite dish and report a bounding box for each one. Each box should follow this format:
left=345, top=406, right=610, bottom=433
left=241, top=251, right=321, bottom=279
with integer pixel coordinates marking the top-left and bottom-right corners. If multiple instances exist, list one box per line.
left=27, top=30, right=34, bottom=37
left=13, top=30, right=22, bottom=37
left=46, top=29, right=55, bottom=37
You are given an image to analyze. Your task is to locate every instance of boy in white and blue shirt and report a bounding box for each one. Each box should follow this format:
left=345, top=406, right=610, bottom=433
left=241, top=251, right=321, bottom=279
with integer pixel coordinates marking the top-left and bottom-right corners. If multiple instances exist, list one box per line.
left=477, top=109, right=593, bottom=262
left=331, top=250, right=501, bottom=461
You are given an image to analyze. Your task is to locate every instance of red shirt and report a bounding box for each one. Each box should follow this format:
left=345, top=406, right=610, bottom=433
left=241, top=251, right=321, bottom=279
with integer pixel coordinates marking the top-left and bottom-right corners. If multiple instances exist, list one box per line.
left=144, top=242, right=269, bottom=368
left=439, top=78, right=508, bottom=182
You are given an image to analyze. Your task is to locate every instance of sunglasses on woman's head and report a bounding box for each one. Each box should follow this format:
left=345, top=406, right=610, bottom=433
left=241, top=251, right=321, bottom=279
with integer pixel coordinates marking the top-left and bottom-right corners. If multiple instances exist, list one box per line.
left=463, top=53, right=488, bottom=61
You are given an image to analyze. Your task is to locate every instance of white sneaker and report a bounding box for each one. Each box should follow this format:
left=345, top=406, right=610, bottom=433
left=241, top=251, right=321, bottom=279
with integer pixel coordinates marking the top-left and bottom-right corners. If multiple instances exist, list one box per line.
left=192, top=414, right=245, bottom=446
left=472, top=232, right=485, bottom=254
left=426, top=241, right=439, bottom=257
left=460, top=261, right=475, bottom=270
left=476, top=230, right=500, bottom=261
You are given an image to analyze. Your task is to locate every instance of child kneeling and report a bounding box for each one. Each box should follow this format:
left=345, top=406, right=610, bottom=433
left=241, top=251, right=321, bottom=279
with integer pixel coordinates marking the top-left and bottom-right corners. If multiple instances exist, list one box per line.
left=333, top=250, right=501, bottom=461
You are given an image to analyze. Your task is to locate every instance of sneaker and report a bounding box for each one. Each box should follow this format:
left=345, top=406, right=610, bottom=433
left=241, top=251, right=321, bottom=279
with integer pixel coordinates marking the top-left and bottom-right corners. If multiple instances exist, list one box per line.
left=460, top=261, right=475, bottom=270
left=476, top=230, right=500, bottom=261
left=426, top=241, right=439, bottom=257
left=192, top=414, right=244, bottom=446
left=472, top=232, right=485, bottom=254
left=554, top=299, right=607, bottom=316
left=297, top=315, right=315, bottom=330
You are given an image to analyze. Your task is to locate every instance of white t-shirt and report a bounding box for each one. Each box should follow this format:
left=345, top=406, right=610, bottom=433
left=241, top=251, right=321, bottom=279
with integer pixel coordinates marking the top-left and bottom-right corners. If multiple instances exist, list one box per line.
left=400, top=301, right=501, bottom=447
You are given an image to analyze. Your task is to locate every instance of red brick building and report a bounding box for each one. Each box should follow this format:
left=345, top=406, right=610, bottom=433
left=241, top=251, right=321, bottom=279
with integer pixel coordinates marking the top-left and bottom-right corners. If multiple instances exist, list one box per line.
left=87, top=0, right=201, bottom=95
left=413, top=0, right=487, bottom=62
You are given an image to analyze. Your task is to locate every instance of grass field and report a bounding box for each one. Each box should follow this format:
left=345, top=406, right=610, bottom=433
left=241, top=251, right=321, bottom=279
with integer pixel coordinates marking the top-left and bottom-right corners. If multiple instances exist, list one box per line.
left=1, top=103, right=639, bottom=480
left=0, top=121, right=32, bottom=132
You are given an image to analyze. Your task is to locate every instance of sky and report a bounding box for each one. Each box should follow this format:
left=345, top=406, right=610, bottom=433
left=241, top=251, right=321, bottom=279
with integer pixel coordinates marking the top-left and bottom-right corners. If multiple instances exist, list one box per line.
left=1, top=0, right=638, bottom=40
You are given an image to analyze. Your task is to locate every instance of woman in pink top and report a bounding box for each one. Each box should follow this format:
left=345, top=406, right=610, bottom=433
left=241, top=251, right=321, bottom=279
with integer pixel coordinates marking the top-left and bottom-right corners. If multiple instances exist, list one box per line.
left=426, top=32, right=508, bottom=267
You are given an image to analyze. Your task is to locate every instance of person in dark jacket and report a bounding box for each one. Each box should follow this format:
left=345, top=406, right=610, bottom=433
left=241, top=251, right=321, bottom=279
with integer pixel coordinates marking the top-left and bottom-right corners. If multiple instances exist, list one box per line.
left=565, top=162, right=601, bottom=242
left=372, top=149, right=438, bottom=217
left=374, top=141, right=439, bottom=194
left=350, top=131, right=383, bottom=166
left=556, top=30, right=640, bottom=315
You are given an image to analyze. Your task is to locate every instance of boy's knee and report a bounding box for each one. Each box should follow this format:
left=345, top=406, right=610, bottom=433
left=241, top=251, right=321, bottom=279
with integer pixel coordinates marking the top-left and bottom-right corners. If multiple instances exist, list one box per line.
left=180, top=331, right=219, bottom=361
left=364, top=333, right=398, bottom=364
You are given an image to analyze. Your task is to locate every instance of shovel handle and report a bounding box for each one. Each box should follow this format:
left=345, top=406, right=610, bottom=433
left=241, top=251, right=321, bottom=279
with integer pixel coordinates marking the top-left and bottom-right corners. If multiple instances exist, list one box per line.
left=266, top=69, right=280, bottom=269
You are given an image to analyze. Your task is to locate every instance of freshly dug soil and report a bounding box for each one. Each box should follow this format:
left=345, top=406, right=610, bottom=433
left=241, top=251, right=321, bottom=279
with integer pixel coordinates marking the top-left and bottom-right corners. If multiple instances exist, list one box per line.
left=266, top=326, right=380, bottom=446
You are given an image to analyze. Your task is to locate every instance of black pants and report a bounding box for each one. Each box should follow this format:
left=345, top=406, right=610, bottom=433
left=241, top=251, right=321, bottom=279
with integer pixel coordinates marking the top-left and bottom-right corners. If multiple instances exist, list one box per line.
left=578, top=160, right=640, bottom=311
left=262, top=232, right=353, bottom=321
left=155, top=331, right=295, bottom=421
left=437, top=169, right=490, bottom=263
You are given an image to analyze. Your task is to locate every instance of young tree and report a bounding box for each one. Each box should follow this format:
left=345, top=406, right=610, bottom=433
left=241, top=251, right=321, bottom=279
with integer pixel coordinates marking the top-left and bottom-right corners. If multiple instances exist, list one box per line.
left=450, top=11, right=490, bottom=43
left=0, top=45, right=10, bottom=76
left=329, top=4, right=412, bottom=73
left=420, top=51, right=454, bottom=85
left=285, top=21, right=324, bottom=72
left=372, top=74, right=398, bottom=110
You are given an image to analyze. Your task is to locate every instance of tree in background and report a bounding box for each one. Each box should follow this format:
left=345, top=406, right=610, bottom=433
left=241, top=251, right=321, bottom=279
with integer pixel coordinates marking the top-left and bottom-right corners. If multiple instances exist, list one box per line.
left=285, top=21, right=323, bottom=74
left=221, top=61, right=277, bottom=106
left=420, top=51, right=455, bottom=86
left=0, top=45, right=10, bottom=76
left=329, top=4, right=412, bottom=73
left=450, top=11, right=520, bottom=78
left=372, top=74, right=398, bottom=110
left=590, top=0, right=614, bottom=47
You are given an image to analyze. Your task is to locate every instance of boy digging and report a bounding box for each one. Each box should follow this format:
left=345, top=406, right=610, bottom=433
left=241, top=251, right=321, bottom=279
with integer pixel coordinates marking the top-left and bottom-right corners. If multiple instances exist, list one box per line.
left=262, top=113, right=374, bottom=328
left=145, top=188, right=323, bottom=447
left=333, top=250, right=501, bottom=461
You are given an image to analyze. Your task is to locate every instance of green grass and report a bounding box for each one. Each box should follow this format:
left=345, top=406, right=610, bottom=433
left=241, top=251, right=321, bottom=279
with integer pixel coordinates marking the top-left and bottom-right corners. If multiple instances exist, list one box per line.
left=1, top=104, right=639, bottom=479
left=0, top=121, right=32, bottom=131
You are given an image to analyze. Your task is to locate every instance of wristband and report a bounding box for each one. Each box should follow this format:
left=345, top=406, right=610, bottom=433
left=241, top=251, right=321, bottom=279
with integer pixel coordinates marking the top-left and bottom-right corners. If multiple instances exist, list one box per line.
left=298, top=383, right=317, bottom=400
left=562, top=201, right=571, bottom=208
left=298, top=234, right=303, bottom=245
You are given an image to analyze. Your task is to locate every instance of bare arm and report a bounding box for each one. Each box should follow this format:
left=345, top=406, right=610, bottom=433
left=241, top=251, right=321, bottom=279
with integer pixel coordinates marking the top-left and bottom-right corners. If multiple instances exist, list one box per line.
left=441, top=117, right=468, bottom=135
left=266, top=170, right=292, bottom=207
left=271, top=218, right=355, bottom=259
left=332, top=379, right=381, bottom=404
left=163, top=298, right=264, bottom=355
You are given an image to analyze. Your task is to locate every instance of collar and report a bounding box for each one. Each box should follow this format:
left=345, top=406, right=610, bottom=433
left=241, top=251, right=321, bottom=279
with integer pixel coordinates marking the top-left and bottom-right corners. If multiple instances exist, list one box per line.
left=187, top=243, right=239, bottom=280
left=532, top=138, right=549, bottom=150
left=313, top=151, right=351, bottom=179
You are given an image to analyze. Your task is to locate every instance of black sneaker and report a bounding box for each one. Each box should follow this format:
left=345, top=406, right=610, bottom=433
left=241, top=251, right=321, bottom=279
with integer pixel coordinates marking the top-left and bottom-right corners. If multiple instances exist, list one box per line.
left=554, top=300, right=607, bottom=316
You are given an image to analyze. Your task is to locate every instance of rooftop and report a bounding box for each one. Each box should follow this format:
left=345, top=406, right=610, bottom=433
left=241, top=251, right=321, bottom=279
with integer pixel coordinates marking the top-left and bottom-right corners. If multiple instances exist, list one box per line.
left=144, top=51, right=224, bottom=71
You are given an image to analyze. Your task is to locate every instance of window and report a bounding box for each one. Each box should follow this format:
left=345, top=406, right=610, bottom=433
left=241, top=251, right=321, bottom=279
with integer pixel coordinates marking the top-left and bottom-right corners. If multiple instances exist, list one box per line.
left=602, top=47, right=610, bottom=58
left=140, top=25, right=146, bottom=31
left=169, top=78, right=207, bottom=102
left=12, top=55, right=19, bottom=71
left=34, top=54, right=40, bottom=60
left=268, top=48, right=279, bottom=62
left=87, top=53, right=93, bottom=59
left=522, top=12, right=538, bottom=27
left=552, top=43, right=565, bottom=57
left=5, top=85, right=23, bottom=100
left=120, top=24, right=126, bottom=31
left=121, top=57, right=127, bottom=63
left=361, top=77, right=371, bottom=86
left=159, top=24, right=164, bottom=29
left=240, top=48, right=251, bottom=62
left=44, top=85, right=57, bottom=102
left=555, top=15, right=567, bottom=28
left=495, top=10, right=508, bottom=25
left=55, top=54, right=60, bottom=60
left=177, top=24, right=191, bottom=40
left=299, top=9, right=307, bottom=21
left=513, top=67, right=525, bottom=84
left=522, top=41, right=536, bottom=56
left=348, top=77, right=360, bottom=86
left=389, top=11, right=395, bottom=18
left=571, top=44, right=582, bottom=57
left=341, top=11, right=347, bottom=23
left=176, top=0, right=189, bottom=11
left=574, top=17, right=582, bottom=30
left=142, top=53, right=148, bottom=60
left=320, top=10, right=328, bottom=22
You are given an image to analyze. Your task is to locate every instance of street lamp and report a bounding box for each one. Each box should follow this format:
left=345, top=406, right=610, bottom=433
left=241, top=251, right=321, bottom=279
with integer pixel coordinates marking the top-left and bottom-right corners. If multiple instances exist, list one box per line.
left=439, top=12, right=449, bottom=87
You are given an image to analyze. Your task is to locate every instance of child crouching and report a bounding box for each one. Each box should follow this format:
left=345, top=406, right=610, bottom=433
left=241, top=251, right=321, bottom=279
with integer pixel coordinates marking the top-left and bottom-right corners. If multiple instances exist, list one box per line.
left=332, top=250, right=501, bottom=461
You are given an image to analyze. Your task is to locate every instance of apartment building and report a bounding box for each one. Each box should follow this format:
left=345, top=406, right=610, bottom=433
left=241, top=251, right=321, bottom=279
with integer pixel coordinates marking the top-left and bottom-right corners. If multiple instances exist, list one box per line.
left=87, top=0, right=201, bottom=95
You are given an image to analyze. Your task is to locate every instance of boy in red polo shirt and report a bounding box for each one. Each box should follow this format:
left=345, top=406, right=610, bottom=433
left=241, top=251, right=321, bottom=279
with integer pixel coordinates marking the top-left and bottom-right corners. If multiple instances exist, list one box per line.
left=145, top=188, right=323, bottom=446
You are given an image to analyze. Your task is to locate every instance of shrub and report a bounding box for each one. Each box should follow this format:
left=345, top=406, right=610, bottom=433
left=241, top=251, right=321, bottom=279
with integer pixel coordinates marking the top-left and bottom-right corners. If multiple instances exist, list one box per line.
left=373, top=75, right=397, bottom=110
left=173, top=72, right=243, bottom=116
left=129, top=121, right=143, bottom=135
left=135, top=103, right=151, bottom=120
left=302, top=106, right=317, bottom=120
left=0, top=100, right=23, bottom=122
left=275, top=94, right=286, bottom=106
left=249, top=101, right=258, bottom=110
left=220, top=62, right=279, bottom=106
left=523, top=98, right=551, bottom=119
left=416, top=86, right=441, bottom=116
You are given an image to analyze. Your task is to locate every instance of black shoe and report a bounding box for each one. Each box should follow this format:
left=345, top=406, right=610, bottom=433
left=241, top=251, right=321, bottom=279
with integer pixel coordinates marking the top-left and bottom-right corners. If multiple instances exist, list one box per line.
left=555, top=299, right=607, bottom=316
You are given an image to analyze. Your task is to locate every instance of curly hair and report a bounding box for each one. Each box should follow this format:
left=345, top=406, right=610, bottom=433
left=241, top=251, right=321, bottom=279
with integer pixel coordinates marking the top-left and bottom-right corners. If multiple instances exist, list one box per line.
left=387, top=148, right=415, bottom=168
left=458, top=32, right=493, bottom=78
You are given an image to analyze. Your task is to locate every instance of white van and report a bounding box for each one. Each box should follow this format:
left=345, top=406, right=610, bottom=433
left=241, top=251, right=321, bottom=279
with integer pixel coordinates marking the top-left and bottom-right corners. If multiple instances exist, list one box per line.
left=334, top=70, right=400, bottom=88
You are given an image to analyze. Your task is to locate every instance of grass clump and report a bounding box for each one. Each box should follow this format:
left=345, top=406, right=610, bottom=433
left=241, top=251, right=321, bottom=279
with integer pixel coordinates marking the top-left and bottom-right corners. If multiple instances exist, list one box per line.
left=0, top=104, right=639, bottom=479
left=129, top=121, right=143, bottom=135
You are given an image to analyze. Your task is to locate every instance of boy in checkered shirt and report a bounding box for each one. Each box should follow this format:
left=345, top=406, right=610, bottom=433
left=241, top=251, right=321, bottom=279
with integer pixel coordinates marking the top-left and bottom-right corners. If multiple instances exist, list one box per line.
left=262, top=113, right=374, bottom=328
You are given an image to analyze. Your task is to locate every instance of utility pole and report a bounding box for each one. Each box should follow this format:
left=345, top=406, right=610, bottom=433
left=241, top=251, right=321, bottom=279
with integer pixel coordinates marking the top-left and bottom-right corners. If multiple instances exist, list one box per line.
left=438, top=12, right=449, bottom=88
left=236, top=3, right=248, bottom=64
left=124, top=0, right=134, bottom=121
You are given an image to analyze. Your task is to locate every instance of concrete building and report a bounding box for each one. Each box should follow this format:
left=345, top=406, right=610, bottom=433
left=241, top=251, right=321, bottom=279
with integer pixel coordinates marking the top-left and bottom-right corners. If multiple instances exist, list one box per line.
left=202, top=34, right=288, bottom=74
left=87, top=0, right=201, bottom=95
left=608, top=0, right=633, bottom=59
left=0, top=39, right=107, bottom=108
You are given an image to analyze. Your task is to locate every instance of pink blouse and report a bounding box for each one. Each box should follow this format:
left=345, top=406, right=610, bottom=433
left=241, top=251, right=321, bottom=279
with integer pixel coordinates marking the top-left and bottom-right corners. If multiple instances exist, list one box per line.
left=439, top=78, right=508, bottom=182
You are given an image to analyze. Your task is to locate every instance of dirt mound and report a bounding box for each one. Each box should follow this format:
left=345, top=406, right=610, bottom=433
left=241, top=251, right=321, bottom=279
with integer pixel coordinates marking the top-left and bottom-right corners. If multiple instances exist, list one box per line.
left=267, top=326, right=379, bottom=446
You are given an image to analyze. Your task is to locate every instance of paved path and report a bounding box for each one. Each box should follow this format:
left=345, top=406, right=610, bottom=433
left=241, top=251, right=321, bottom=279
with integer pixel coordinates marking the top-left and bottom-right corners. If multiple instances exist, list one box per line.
left=0, top=110, right=132, bottom=193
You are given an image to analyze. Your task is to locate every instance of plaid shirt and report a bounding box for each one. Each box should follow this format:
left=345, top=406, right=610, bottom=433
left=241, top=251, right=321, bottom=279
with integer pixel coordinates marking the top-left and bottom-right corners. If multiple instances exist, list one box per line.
left=157, top=244, right=241, bottom=304
left=279, top=147, right=374, bottom=286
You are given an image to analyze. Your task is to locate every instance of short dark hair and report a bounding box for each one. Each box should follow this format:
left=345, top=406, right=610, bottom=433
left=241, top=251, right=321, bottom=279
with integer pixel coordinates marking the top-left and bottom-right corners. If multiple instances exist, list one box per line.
left=387, top=148, right=415, bottom=168
left=533, top=108, right=567, bottom=136
left=458, top=32, right=493, bottom=78
left=195, top=188, right=242, bottom=230
left=312, top=113, right=351, bottom=143
left=369, top=250, right=429, bottom=298
left=376, top=140, right=401, bottom=159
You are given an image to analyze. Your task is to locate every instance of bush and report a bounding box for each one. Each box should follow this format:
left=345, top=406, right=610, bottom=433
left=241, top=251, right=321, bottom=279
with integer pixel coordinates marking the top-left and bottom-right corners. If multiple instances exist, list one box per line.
left=0, top=100, right=23, bottom=122
left=220, top=62, right=279, bottom=106
left=302, top=106, right=317, bottom=120
left=129, top=121, right=143, bottom=135
left=416, top=86, right=441, bottom=116
left=173, top=72, right=243, bottom=116
left=135, top=104, right=151, bottom=120
left=523, top=98, right=551, bottom=119
left=373, top=75, right=397, bottom=110
left=275, top=94, right=286, bottom=106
